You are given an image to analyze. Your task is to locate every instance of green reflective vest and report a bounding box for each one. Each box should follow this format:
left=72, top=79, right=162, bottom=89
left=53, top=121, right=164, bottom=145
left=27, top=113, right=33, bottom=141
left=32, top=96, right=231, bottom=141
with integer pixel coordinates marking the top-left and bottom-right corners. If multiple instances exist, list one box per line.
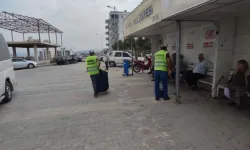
left=154, top=50, right=168, bottom=72
left=85, top=56, right=99, bottom=75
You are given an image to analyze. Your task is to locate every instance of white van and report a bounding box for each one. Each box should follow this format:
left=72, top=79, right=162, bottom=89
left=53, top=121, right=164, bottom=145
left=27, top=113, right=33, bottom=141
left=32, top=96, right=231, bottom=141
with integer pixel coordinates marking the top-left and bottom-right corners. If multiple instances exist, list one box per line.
left=0, top=33, right=16, bottom=103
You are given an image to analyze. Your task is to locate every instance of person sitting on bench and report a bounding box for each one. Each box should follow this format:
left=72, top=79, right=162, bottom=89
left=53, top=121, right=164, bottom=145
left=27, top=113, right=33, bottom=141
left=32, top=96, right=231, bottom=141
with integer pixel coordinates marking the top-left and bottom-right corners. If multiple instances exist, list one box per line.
left=186, top=53, right=208, bottom=90
left=225, top=60, right=250, bottom=108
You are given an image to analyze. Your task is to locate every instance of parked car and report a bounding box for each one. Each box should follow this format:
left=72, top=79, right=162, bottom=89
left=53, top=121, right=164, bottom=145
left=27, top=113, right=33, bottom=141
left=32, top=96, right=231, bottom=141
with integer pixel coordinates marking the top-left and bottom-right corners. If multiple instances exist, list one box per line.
left=74, top=55, right=83, bottom=62
left=12, top=58, right=38, bottom=69
left=0, top=33, right=16, bottom=103
left=108, top=51, right=144, bottom=67
left=56, top=55, right=78, bottom=65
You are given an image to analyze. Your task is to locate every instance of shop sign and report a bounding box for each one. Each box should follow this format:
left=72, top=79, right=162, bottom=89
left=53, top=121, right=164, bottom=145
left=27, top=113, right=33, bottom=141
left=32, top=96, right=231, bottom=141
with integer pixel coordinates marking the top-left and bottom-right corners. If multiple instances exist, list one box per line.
left=205, top=29, right=216, bottom=40
left=203, top=41, right=214, bottom=48
left=133, top=5, right=153, bottom=25
left=186, top=43, right=194, bottom=49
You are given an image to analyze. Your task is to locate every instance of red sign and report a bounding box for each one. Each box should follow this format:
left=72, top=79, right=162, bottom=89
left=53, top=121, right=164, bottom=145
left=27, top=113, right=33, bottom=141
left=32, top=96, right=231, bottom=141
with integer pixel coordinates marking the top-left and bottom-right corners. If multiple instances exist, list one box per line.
left=203, top=41, right=214, bottom=48
left=186, top=43, right=194, bottom=49
left=205, top=30, right=215, bottom=40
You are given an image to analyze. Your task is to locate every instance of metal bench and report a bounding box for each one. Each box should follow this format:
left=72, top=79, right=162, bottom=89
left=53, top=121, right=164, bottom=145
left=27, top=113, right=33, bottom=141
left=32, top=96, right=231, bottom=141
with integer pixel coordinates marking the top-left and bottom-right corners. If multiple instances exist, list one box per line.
left=197, top=69, right=214, bottom=87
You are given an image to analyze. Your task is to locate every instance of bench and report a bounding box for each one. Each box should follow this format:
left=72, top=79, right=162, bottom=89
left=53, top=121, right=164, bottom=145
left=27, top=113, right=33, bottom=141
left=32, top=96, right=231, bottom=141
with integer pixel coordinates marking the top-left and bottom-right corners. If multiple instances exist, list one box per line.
left=198, top=69, right=214, bottom=87
left=187, top=64, right=214, bottom=87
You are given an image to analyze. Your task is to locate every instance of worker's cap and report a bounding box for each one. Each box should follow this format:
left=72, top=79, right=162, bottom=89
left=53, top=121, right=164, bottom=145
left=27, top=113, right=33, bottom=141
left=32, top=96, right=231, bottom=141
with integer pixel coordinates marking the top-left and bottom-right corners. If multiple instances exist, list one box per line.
left=89, top=50, right=95, bottom=54
left=160, top=46, right=167, bottom=50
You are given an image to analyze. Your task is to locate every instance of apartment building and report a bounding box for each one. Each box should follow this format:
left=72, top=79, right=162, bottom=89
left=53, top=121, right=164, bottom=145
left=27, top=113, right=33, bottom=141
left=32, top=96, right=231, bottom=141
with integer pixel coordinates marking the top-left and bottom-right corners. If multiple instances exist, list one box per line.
left=105, top=10, right=130, bottom=50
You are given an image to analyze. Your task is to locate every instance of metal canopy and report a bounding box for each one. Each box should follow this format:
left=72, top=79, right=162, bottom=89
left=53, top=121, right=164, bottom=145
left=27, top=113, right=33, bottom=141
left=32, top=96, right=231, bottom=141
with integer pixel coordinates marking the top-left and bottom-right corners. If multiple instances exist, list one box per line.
left=0, top=11, right=63, bottom=33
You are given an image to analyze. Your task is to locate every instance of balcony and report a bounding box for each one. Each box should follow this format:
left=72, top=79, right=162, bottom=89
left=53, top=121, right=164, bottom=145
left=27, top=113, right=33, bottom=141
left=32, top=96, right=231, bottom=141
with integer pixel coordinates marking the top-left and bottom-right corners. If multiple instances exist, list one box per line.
left=105, top=25, right=109, bottom=29
left=105, top=19, right=109, bottom=24
left=105, top=31, right=109, bottom=35
left=106, top=43, right=110, bottom=46
left=106, top=37, right=109, bottom=41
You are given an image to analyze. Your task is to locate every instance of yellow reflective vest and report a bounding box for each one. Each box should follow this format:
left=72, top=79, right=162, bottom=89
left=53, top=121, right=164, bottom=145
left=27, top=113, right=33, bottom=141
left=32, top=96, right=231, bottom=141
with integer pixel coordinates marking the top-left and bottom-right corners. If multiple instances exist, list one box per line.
left=154, top=50, right=168, bottom=72
left=85, top=56, right=99, bottom=75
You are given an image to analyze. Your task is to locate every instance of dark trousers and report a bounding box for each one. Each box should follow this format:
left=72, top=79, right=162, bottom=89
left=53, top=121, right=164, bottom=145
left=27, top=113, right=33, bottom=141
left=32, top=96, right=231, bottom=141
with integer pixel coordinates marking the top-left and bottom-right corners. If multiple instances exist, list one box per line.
left=155, top=70, right=168, bottom=99
left=186, top=70, right=204, bottom=87
left=105, top=61, right=109, bottom=70
left=90, top=74, right=99, bottom=94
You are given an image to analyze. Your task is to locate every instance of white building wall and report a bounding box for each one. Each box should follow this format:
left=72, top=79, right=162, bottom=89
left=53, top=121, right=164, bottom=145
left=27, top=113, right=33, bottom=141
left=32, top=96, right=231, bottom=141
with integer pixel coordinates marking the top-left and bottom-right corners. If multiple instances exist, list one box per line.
left=163, top=23, right=216, bottom=67
left=233, top=16, right=250, bottom=69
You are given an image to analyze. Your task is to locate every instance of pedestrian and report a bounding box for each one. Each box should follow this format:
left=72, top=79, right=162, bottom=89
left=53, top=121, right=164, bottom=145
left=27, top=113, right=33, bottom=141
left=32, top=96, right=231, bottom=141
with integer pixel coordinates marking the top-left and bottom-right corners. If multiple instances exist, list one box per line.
left=154, top=46, right=172, bottom=101
left=186, top=53, right=208, bottom=90
left=85, top=51, right=100, bottom=98
left=103, top=51, right=109, bottom=70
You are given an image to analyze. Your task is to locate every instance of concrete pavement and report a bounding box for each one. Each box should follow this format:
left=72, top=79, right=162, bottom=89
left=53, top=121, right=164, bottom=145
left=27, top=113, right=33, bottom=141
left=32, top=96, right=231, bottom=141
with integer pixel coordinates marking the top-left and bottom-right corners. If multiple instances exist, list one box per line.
left=0, top=63, right=250, bottom=150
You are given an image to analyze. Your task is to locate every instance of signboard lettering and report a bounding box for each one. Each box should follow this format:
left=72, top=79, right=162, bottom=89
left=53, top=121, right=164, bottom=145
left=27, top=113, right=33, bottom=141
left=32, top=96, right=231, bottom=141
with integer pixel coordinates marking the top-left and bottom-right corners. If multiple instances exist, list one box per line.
left=186, top=43, right=194, bottom=49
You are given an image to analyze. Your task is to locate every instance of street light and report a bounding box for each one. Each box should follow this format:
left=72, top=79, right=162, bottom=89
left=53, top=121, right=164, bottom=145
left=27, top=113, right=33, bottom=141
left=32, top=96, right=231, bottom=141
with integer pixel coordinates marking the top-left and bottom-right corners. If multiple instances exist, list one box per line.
left=96, top=33, right=103, bottom=50
left=107, top=5, right=119, bottom=51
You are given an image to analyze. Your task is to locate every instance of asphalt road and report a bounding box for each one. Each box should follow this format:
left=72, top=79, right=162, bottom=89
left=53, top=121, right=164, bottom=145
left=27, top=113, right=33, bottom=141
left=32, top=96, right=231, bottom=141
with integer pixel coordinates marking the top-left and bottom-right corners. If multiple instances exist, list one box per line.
left=0, top=62, right=250, bottom=150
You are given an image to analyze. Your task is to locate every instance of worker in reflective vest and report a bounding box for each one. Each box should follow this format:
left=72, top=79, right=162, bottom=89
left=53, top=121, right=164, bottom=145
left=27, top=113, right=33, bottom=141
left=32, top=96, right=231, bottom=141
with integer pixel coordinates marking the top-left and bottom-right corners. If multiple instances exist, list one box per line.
left=154, top=46, right=172, bottom=101
left=85, top=51, right=100, bottom=98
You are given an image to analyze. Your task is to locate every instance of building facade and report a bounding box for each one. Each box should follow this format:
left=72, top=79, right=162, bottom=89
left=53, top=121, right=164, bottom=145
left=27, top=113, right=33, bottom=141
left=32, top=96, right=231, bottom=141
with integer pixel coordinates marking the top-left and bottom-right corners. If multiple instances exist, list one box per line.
left=105, top=10, right=130, bottom=50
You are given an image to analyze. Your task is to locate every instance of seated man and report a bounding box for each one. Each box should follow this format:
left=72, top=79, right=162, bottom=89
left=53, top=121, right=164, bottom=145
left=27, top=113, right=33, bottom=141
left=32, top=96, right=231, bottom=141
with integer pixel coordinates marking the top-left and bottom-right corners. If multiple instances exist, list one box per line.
left=186, top=53, right=208, bottom=89
left=225, top=60, right=250, bottom=108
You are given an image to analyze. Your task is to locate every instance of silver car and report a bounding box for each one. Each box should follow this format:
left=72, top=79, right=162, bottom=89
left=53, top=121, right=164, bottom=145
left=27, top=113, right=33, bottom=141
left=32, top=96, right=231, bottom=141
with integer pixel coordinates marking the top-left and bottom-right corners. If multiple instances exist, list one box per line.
left=12, top=58, right=38, bottom=69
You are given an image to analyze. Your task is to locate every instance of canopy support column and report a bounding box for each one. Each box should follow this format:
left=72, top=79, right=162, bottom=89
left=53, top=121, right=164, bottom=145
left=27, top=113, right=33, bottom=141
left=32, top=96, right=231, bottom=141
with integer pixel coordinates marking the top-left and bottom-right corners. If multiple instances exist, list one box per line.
left=11, top=30, right=14, bottom=42
left=34, top=45, right=38, bottom=62
left=12, top=47, right=17, bottom=57
left=175, top=20, right=182, bottom=104
left=27, top=48, right=30, bottom=57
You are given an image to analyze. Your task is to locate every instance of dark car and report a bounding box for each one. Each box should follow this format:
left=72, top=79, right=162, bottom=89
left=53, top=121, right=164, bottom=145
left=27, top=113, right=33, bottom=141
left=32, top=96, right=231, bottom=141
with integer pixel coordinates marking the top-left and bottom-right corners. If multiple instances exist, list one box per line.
left=56, top=55, right=78, bottom=65
left=75, top=55, right=83, bottom=62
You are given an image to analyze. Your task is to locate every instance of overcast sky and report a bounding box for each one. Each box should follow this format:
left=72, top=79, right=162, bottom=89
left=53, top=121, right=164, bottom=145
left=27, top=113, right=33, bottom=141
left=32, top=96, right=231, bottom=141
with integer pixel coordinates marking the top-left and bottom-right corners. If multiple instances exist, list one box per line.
left=0, top=0, right=141, bottom=51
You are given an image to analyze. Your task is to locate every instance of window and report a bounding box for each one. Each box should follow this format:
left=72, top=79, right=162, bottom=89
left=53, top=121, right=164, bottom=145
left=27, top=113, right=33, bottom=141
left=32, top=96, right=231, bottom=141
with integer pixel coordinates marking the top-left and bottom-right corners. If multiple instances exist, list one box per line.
left=0, top=35, right=10, bottom=61
left=12, top=58, right=24, bottom=62
left=123, top=52, right=130, bottom=58
left=115, top=52, right=122, bottom=57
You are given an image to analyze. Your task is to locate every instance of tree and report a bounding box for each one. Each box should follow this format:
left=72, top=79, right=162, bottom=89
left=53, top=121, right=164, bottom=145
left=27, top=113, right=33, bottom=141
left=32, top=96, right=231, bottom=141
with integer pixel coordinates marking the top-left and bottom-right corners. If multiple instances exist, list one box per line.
left=112, top=37, right=151, bottom=51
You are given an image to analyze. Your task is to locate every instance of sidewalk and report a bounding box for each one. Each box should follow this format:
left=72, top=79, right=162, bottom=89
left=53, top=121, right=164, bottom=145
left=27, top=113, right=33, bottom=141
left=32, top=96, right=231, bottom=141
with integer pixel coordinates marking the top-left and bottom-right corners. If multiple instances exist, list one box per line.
left=111, top=68, right=250, bottom=150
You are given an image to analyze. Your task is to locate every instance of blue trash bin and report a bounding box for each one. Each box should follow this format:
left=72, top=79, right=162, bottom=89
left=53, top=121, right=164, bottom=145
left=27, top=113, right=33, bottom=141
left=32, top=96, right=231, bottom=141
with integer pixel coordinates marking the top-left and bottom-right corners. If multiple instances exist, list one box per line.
left=123, top=59, right=129, bottom=76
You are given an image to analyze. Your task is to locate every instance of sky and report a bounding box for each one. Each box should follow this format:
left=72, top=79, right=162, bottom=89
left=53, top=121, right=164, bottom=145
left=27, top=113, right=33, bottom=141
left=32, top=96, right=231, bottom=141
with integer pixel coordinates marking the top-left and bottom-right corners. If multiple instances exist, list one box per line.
left=0, top=0, right=141, bottom=53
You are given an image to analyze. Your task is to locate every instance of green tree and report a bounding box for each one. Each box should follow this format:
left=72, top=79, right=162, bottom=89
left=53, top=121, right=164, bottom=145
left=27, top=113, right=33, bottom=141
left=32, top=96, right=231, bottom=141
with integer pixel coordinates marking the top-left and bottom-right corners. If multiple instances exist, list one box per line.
left=112, top=37, right=151, bottom=51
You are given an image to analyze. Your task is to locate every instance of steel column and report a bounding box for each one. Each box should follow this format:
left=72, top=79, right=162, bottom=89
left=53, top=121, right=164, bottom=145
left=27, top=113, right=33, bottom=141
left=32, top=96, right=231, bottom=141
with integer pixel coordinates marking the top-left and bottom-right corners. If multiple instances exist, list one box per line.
left=37, top=20, right=41, bottom=41
left=48, top=26, right=51, bottom=43
left=61, top=33, right=63, bottom=46
left=175, top=20, right=181, bottom=104
left=11, top=30, right=13, bottom=42
left=55, top=32, right=58, bottom=44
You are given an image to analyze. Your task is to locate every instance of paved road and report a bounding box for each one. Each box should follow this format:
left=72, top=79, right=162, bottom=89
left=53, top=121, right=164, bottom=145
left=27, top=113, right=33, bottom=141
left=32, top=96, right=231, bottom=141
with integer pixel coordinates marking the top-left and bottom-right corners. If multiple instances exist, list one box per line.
left=0, top=63, right=250, bottom=150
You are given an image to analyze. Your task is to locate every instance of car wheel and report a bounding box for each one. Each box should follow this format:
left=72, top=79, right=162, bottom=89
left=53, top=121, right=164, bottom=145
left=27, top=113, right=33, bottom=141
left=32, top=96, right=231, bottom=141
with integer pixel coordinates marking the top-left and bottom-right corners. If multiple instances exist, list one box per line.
left=109, top=61, right=116, bottom=67
left=27, top=63, right=34, bottom=69
left=2, top=81, right=12, bottom=103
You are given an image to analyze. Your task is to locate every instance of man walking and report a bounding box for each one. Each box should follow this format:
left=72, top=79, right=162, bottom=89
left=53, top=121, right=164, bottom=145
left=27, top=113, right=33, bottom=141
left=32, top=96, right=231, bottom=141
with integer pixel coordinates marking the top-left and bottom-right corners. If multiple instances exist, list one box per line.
left=154, top=46, right=172, bottom=101
left=85, top=51, right=100, bottom=98
left=103, top=51, right=109, bottom=70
